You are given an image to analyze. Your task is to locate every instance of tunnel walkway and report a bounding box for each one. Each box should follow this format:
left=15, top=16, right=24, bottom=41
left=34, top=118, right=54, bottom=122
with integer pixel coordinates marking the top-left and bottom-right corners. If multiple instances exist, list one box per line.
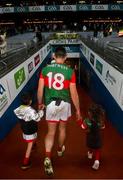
left=0, top=86, right=123, bottom=179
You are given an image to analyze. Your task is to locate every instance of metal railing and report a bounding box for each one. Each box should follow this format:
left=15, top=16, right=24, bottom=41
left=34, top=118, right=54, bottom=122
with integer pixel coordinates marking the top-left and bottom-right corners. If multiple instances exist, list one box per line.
left=107, top=41, right=123, bottom=49
left=1, top=32, right=123, bottom=79
left=81, top=36, right=123, bottom=73
left=0, top=38, right=49, bottom=78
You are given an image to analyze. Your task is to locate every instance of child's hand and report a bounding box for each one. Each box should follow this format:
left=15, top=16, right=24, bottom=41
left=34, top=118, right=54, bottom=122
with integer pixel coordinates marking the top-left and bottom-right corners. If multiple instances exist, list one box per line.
left=77, top=119, right=83, bottom=126
left=76, top=118, right=88, bottom=130
left=38, top=104, right=45, bottom=110
left=38, top=110, right=44, bottom=118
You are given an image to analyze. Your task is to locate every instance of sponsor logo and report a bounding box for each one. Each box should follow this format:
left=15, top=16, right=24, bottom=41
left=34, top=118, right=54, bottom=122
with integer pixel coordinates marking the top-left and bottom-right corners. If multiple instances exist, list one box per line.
left=63, top=5, right=72, bottom=10
left=51, top=39, right=79, bottom=45
left=34, top=54, right=40, bottom=66
left=54, top=39, right=65, bottom=44
left=110, top=5, right=121, bottom=10
left=2, top=7, right=14, bottom=13
left=67, top=39, right=79, bottom=44
left=28, top=61, right=33, bottom=73
left=105, top=70, right=116, bottom=85
left=29, top=6, right=44, bottom=12
left=14, top=67, right=26, bottom=89
left=15, top=7, right=27, bottom=12
left=46, top=6, right=58, bottom=11
left=96, top=60, right=103, bottom=75
left=0, top=84, right=8, bottom=112
left=78, top=5, right=89, bottom=11
left=61, top=5, right=76, bottom=11
left=90, top=53, right=95, bottom=65
left=92, top=5, right=108, bottom=10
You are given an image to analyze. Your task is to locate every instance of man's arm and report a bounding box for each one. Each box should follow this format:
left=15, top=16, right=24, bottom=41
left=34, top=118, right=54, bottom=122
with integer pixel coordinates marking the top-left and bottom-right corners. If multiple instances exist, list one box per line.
left=37, top=78, right=44, bottom=109
left=70, top=83, right=81, bottom=120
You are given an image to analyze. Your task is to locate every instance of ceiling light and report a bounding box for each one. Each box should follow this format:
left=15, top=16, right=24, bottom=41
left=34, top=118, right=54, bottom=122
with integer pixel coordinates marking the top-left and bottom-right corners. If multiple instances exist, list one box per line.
left=6, top=3, right=12, bottom=6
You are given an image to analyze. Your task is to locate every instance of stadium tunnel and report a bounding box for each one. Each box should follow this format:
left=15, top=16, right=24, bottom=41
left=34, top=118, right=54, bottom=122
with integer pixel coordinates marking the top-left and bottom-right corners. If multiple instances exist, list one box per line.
left=0, top=32, right=123, bottom=139
left=1, top=32, right=123, bottom=178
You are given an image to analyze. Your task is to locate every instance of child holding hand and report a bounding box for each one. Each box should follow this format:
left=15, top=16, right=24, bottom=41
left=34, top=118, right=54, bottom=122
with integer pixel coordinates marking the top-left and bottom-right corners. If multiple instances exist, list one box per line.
left=14, top=92, right=44, bottom=170
left=77, top=104, right=105, bottom=170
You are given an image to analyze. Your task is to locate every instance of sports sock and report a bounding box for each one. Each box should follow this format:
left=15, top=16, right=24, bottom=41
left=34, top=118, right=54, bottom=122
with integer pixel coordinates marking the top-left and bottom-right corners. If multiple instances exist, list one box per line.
left=23, top=157, right=29, bottom=165
left=95, top=149, right=100, bottom=161
left=45, top=151, right=51, bottom=158
left=58, top=146, right=63, bottom=152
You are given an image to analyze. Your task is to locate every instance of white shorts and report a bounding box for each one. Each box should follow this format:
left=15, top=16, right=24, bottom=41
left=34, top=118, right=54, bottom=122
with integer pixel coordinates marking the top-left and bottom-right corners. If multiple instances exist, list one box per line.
left=46, top=101, right=71, bottom=123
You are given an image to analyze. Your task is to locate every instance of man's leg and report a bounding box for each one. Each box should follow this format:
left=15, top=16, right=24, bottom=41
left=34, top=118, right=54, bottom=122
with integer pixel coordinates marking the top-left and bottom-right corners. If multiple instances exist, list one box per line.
left=45, top=122, right=57, bottom=158
left=44, top=122, right=57, bottom=175
left=57, top=121, right=67, bottom=156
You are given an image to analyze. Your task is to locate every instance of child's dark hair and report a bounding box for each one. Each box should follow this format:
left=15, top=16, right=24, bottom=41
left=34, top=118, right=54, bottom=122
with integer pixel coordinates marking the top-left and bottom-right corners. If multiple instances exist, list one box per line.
left=55, top=46, right=66, bottom=58
left=21, top=92, right=32, bottom=105
left=88, top=104, right=104, bottom=123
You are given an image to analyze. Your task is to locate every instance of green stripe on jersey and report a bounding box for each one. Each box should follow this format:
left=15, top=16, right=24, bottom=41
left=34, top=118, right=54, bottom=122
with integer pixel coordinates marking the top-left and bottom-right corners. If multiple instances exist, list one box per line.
left=42, top=63, right=73, bottom=80
left=42, top=63, right=74, bottom=105
left=44, top=87, right=70, bottom=105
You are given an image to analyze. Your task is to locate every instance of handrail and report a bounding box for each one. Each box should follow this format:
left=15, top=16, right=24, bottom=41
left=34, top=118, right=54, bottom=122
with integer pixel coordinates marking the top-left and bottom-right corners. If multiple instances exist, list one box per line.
left=0, top=39, right=49, bottom=78
left=1, top=33, right=123, bottom=79
left=80, top=36, right=123, bottom=73
left=107, top=42, right=123, bottom=52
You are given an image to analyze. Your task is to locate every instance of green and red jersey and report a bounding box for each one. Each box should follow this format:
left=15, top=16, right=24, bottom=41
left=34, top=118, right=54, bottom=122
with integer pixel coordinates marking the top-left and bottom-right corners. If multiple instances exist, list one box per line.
left=82, top=118, right=101, bottom=129
left=40, top=63, right=76, bottom=105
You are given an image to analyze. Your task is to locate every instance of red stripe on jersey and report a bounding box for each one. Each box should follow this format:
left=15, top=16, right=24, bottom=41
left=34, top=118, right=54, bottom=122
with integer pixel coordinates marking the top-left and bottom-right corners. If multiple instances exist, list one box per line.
left=43, top=77, right=70, bottom=89
left=39, top=71, right=76, bottom=89
left=70, top=72, right=76, bottom=83
left=40, top=72, right=44, bottom=79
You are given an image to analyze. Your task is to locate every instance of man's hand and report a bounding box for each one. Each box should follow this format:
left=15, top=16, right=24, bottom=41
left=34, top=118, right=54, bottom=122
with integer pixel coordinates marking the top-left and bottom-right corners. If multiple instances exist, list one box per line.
left=76, top=109, right=82, bottom=120
left=70, top=83, right=81, bottom=121
left=38, top=104, right=45, bottom=110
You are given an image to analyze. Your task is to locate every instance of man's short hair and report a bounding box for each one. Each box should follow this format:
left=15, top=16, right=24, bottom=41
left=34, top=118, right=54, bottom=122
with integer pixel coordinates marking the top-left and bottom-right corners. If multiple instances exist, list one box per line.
left=54, top=46, right=66, bottom=58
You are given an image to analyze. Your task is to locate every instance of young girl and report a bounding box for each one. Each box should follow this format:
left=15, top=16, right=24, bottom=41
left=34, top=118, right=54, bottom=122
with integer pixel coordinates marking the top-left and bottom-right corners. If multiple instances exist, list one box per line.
left=14, top=92, right=44, bottom=170
left=77, top=104, right=105, bottom=170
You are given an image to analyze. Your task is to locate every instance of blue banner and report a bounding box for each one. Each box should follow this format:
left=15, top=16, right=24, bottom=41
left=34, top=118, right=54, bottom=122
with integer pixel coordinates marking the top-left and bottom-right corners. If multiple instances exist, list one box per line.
left=45, top=5, right=60, bottom=11
left=77, top=4, right=91, bottom=11
left=1, top=4, right=123, bottom=14
left=14, top=6, right=29, bottom=13
left=109, top=4, right=123, bottom=10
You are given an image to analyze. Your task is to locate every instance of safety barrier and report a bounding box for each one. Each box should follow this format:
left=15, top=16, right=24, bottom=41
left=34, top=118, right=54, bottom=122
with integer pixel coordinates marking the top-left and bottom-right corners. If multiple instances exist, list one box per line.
left=0, top=39, right=51, bottom=140
left=79, top=39, right=123, bottom=134
left=0, top=39, right=50, bottom=78
left=80, top=36, right=123, bottom=73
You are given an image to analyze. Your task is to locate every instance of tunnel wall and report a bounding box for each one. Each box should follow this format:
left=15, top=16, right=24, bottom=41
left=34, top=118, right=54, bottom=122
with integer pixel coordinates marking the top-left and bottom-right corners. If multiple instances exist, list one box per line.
left=1, top=38, right=123, bottom=140
left=80, top=42, right=123, bottom=135
left=0, top=42, right=51, bottom=140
